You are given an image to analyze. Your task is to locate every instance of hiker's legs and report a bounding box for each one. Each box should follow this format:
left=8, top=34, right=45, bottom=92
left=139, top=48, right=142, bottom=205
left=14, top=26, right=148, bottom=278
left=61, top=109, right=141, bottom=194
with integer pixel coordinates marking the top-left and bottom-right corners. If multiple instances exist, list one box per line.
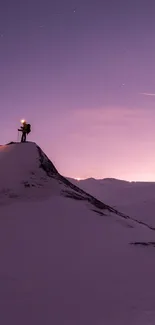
left=24, top=133, right=26, bottom=142
left=21, top=132, right=26, bottom=142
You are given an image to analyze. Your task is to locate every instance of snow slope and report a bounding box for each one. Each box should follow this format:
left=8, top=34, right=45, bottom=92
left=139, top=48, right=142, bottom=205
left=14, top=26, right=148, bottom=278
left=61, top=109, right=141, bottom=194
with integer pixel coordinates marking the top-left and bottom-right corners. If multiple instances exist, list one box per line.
left=69, top=177, right=155, bottom=228
left=0, top=142, right=133, bottom=220
left=1, top=143, right=155, bottom=324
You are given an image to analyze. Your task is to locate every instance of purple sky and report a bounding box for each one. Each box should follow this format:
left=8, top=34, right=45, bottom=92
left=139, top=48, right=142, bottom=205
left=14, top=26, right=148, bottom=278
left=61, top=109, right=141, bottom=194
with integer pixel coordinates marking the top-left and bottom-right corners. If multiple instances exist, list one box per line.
left=0, top=0, right=155, bottom=181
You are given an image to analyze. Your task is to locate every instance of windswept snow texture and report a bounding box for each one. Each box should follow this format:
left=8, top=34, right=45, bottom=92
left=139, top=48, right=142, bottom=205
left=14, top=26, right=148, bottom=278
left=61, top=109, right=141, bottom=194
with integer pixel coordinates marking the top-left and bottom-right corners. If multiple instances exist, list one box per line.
left=1, top=143, right=155, bottom=324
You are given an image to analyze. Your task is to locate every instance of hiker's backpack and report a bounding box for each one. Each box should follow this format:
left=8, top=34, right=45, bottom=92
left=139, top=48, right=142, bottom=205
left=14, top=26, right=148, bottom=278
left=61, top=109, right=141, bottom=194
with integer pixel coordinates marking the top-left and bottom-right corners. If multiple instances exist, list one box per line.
left=26, top=124, right=31, bottom=134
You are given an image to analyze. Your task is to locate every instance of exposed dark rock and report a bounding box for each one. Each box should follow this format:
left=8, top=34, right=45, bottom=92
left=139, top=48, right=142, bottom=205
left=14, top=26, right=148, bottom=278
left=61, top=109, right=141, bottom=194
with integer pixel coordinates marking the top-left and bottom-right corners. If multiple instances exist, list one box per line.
left=37, top=145, right=58, bottom=176
left=24, top=182, right=30, bottom=188
left=7, top=142, right=16, bottom=145
left=91, top=209, right=105, bottom=216
left=63, top=191, right=86, bottom=201
left=131, top=242, right=155, bottom=247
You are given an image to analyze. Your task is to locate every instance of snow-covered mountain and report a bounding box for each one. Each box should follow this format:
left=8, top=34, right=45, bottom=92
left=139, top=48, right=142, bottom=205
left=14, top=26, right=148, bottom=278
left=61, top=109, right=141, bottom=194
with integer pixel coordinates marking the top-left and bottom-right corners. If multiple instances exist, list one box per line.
left=0, top=142, right=132, bottom=219
left=1, top=142, right=155, bottom=324
left=69, top=177, right=155, bottom=229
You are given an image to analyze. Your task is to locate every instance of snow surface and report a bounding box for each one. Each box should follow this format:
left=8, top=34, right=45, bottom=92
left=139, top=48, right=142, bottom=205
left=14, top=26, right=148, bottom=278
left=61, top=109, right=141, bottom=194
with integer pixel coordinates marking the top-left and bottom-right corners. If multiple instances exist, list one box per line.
left=1, top=143, right=155, bottom=324
left=69, top=178, right=155, bottom=229
left=0, top=142, right=61, bottom=203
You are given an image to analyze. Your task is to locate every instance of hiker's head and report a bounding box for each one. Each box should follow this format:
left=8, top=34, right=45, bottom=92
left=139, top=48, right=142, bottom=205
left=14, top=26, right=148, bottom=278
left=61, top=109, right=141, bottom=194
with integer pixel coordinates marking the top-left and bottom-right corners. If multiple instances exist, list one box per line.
left=21, top=119, right=26, bottom=125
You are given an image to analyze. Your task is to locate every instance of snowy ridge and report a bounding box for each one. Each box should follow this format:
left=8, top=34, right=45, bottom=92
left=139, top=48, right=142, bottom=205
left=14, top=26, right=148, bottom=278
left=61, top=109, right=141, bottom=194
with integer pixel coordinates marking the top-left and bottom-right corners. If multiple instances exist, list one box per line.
left=0, top=142, right=128, bottom=218
left=1, top=142, right=155, bottom=232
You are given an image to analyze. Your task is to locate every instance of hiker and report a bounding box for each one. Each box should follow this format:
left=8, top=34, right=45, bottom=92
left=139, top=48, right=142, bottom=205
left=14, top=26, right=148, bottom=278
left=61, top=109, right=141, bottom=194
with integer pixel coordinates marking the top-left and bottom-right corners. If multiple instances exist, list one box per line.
left=18, top=120, right=31, bottom=142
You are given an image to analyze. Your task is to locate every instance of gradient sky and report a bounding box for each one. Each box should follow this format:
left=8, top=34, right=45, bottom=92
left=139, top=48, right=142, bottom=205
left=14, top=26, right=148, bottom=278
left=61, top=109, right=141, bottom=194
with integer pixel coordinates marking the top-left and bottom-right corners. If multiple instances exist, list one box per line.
left=1, top=0, right=155, bottom=181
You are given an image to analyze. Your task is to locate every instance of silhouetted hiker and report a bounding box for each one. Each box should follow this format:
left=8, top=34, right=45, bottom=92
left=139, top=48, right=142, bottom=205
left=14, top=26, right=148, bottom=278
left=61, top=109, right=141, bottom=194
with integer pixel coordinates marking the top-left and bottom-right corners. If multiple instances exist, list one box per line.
left=18, top=120, right=31, bottom=142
